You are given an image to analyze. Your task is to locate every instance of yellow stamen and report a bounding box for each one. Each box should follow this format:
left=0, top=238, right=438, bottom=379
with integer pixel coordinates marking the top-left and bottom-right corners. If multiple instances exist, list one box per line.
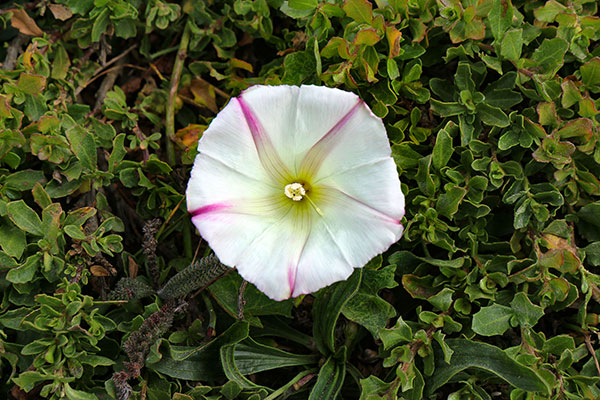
left=304, top=193, right=324, bottom=217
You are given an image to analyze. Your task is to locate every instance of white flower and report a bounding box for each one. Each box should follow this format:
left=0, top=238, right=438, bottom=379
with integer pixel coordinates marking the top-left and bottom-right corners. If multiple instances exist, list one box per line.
left=186, top=85, right=405, bottom=301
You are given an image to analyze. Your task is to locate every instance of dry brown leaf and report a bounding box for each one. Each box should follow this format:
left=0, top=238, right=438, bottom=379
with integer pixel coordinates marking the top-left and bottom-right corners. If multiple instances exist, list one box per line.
left=9, top=9, right=44, bottom=36
left=48, top=4, right=73, bottom=21
left=176, top=124, right=206, bottom=147
left=90, top=265, right=110, bottom=277
left=128, top=255, right=138, bottom=278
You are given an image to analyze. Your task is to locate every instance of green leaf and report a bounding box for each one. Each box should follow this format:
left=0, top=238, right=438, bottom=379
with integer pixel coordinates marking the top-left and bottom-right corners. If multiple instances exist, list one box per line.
left=531, top=38, right=569, bottom=75
left=17, top=74, right=46, bottom=95
left=580, top=57, right=600, bottom=91
left=500, top=29, right=523, bottom=61
left=342, top=0, right=372, bottom=24
left=359, top=376, right=395, bottom=400
left=6, top=255, right=40, bottom=284
left=477, top=103, right=510, bottom=127
left=342, top=292, right=396, bottom=334
left=91, top=8, right=110, bottom=42
left=308, top=355, right=346, bottom=400
left=282, top=51, right=317, bottom=85
left=342, top=264, right=397, bottom=334
left=428, top=288, right=454, bottom=312
left=64, top=225, right=87, bottom=240
left=4, top=170, right=46, bottom=191
left=584, top=242, right=600, bottom=266
left=436, top=186, right=467, bottom=218
left=51, top=44, right=70, bottom=80
left=0, top=251, right=18, bottom=268
left=379, top=317, right=413, bottom=350
left=578, top=202, right=600, bottom=241
left=221, top=343, right=267, bottom=389
left=64, top=383, right=99, bottom=400
left=79, top=354, right=115, bottom=366
left=221, top=381, right=242, bottom=400
left=108, top=133, right=127, bottom=172
left=483, top=88, right=523, bottom=109
left=432, top=128, right=454, bottom=170
left=488, top=0, right=513, bottom=41
left=471, top=303, right=514, bottom=336
left=416, top=155, right=436, bottom=197
left=288, top=0, right=318, bottom=10
left=561, top=80, right=583, bottom=108
left=149, top=322, right=249, bottom=381
left=234, top=337, right=317, bottom=374
left=7, top=200, right=43, bottom=236
left=430, top=99, right=465, bottom=117
left=66, top=125, right=97, bottom=171
left=209, top=272, right=293, bottom=325
left=534, top=0, right=567, bottom=22
left=313, top=269, right=362, bottom=354
left=510, top=293, right=544, bottom=328
left=0, top=218, right=26, bottom=258
left=12, top=371, right=58, bottom=392
left=427, top=339, right=550, bottom=395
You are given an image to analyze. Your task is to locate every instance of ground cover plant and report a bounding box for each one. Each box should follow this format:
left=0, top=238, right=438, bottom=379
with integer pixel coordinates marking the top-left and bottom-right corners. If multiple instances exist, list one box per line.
left=1, top=0, right=600, bottom=399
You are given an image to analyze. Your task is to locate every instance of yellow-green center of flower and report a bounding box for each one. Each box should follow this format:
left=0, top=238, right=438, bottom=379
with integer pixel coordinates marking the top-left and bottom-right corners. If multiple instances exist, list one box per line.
left=284, top=182, right=306, bottom=201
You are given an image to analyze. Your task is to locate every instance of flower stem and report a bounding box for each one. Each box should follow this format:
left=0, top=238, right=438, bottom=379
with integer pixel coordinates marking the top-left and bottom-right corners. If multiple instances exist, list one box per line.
left=165, top=18, right=191, bottom=166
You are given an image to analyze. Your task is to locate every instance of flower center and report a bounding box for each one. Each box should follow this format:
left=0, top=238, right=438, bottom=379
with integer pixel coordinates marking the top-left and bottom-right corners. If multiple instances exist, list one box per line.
left=284, top=182, right=306, bottom=201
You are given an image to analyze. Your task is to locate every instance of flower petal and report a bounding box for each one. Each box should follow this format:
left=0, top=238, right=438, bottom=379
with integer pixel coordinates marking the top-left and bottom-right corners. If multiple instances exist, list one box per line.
left=234, top=205, right=312, bottom=301
left=290, top=221, right=354, bottom=297
left=194, top=95, right=273, bottom=184
left=188, top=155, right=293, bottom=274
left=314, top=157, right=405, bottom=222
left=291, top=184, right=403, bottom=296
left=186, top=153, right=279, bottom=214
left=238, top=94, right=293, bottom=184
left=295, top=86, right=391, bottom=180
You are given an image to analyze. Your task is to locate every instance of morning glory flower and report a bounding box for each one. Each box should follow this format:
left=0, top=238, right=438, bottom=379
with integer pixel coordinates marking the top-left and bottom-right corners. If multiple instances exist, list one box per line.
left=186, top=85, right=405, bottom=301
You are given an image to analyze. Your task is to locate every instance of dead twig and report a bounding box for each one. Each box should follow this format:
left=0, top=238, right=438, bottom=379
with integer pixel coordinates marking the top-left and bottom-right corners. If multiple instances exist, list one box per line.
left=584, top=334, right=600, bottom=377
left=93, top=57, right=126, bottom=111
left=74, top=44, right=137, bottom=96
left=2, top=33, right=28, bottom=70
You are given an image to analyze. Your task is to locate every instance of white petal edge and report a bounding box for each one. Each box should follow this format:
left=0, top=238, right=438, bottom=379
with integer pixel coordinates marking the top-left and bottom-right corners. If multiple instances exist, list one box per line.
left=194, top=95, right=273, bottom=186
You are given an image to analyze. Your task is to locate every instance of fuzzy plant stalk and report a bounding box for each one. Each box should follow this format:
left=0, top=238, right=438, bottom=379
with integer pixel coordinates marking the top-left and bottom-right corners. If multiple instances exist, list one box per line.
left=157, top=254, right=229, bottom=299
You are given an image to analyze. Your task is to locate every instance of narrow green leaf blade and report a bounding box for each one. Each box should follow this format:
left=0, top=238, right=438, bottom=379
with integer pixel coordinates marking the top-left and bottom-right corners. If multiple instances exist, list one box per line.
left=308, top=356, right=346, bottom=400
left=313, top=270, right=361, bottom=354
left=428, top=339, right=549, bottom=395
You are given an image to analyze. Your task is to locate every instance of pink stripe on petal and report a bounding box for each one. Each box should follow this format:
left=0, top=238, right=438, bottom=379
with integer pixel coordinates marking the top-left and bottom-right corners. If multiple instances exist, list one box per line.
left=237, top=96, right=292, bottom=184
left=190, top=203, right=230, bottom=217
left=321, top=186, right=402, bottom=225
left=299, top=99, right=363, bottom=178
left=237, top=96, right=263, bottom=141
left=287, top=265, right=296, bottom=297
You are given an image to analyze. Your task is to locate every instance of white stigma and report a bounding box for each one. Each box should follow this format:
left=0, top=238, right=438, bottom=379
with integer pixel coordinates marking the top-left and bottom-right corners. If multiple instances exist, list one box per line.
left=284, top=182, right=306, bottom=201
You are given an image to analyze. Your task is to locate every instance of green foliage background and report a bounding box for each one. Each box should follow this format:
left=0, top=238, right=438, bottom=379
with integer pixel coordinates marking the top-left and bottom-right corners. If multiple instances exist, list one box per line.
left=1, top=0, right=600, bottom=399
